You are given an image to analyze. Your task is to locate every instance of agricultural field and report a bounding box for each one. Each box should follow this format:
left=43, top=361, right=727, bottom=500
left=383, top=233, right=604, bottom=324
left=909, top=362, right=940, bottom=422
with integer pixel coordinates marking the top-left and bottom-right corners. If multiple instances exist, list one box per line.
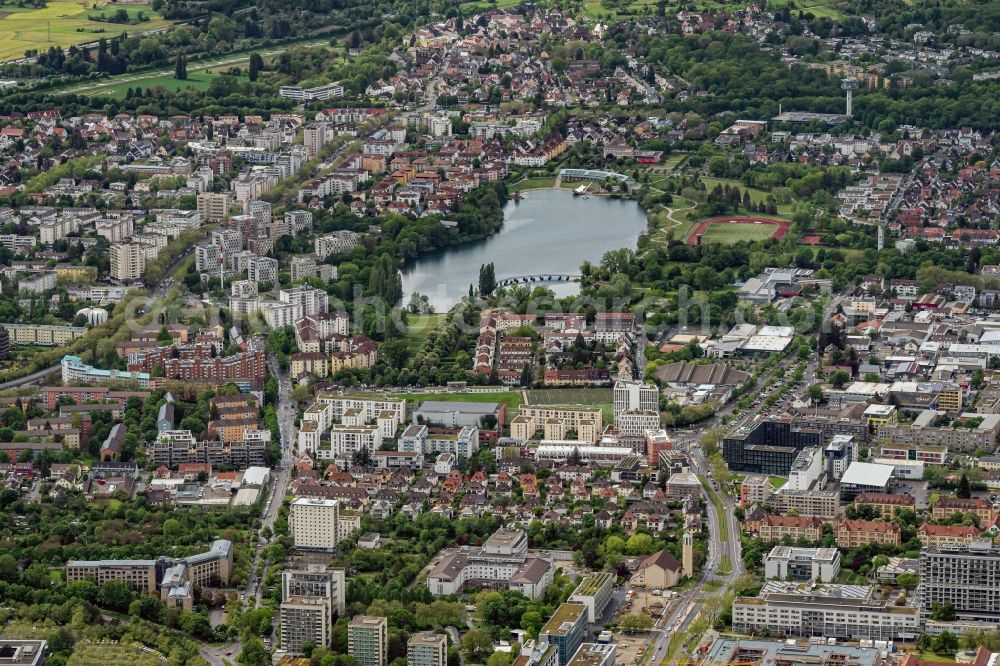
left=0, top=0, right=171, bottom=63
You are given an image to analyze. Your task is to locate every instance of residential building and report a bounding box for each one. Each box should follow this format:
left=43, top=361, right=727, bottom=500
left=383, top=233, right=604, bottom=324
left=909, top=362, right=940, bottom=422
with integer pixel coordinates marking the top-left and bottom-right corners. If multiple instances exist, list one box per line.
left=281, top=596, right=332, bottom=652
left=566, top=644, right=616, bottom=666
left=513, top=641, right=559, bottom=666
left=66, top=540, right=232, bottom=594
left=290, top=498, right=340, bottom=550
left=764, top=547, right=840, bottom=583
left=282, top=564, right=346, bottom=616
left=740, top=475, right=772, bottom=507
left=615, top=409, right=660, bottom=439
left=247, top=256, right=278, bottom=285
left=918, top=524, right=980, bottom=548
left=613, top=380, right=658, bottom=414
left=349, top=616, right=388, bottom=666
left=0, top=640, right=46, bottom=666
left=931, top=497, right=996, bottom=525
left=835, top=519, right=901, bottom=548
left=768, top=490, right=840, bottom=519
left=754, top=515, right=823, bottom=543
left=920, top=540, right=1000, bottom=621
left=110, top=242, right=145, bottom=282
left=539, top=603, right=588, bottom=666
left=197, top=192, right=230, bottom=222
left=853, top=492, right=915, bottom=519
left=407, top=633, right=447, bottom=666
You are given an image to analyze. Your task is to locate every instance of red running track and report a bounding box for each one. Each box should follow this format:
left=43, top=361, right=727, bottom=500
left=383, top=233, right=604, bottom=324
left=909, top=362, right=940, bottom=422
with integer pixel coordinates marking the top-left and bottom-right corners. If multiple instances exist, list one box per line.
left=685, top=216, right=791, bottom=245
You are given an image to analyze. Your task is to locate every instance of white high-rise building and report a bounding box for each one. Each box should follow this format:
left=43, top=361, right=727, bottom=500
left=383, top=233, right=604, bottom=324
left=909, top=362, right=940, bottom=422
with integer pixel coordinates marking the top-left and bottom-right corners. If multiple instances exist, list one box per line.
left=290, top=498, right=340, bottom=551
left=613, top=380, right=659, bottom=415
left=110, top=242, right=146, bottom=283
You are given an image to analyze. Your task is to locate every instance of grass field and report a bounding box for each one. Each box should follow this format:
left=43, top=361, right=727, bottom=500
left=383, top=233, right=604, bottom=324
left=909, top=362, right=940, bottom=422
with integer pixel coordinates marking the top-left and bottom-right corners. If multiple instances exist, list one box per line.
left=701, top=177, right=795, bottom=216
left=0, top=0, right=170, bottom=63
left=67, top=641, right=167, bottom=666
left=698, top=222, right=782, bottom=245
left=93, top=71, right=226, bottom=98
left=511, top=176, right=556, bottom=192
left=403, top=312, right=447, bottom=352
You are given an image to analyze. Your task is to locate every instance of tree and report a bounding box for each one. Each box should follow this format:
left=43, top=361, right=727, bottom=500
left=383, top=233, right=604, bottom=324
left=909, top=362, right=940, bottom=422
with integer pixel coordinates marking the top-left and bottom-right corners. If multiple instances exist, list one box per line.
left=461, top=629, right=494, bottom=662
left=930, top=602, right=956, bottom=622
left=97, top=580, right=134, bottom=612
left=620, top=613, right=653, bottom=634
left=957, top=473, right=972, bottom=499
left=625, top=533, right=654, bottom=556
left=174, top=53, right=187, bottom=80
left=896, top=573, right=919, bottom=590
left=828, top=370, right=850, bottom=389
left=248, top=53, right=263, bottom=81
left=520, top=610, right=543, bottom=638
left=478, top=263, right=497, bottom=296
left=932, top=631, right=958, bottom=656
left=352, top=446, right=373, bottom=468
left=239, top=637, right=270, bottom=666
left=806, top=385, right=825, bottom=403
left=520, top=363, right=532, bottom=387
left=486, top=652, right=511, bottom=666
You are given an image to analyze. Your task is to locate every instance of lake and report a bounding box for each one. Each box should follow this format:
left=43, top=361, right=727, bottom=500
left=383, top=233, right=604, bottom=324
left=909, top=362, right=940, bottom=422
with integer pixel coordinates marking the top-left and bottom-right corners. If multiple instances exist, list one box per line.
left=400, top=188, right=648, bottom=311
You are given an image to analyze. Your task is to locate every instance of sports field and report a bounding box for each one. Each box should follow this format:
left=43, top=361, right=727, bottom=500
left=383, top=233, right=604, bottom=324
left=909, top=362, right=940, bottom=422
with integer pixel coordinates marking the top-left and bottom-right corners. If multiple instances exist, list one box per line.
left=687, top=216, right=791, bottom=246
left=526, top=388, right=613, bottom=406
left=0, top=0, right=170, bottom=63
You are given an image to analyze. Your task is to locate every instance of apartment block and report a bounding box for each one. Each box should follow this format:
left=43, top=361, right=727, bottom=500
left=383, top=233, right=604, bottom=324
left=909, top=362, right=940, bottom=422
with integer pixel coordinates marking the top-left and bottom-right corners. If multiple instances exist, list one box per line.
left=835, top=519, right=901, bottom=548
left=921, top=540, right=1000, bottom=621
left=197, top=192, right=231, bottom=222
left=349, top=616, right=388, bottom=666
left=281, top=596, right=332, bottom=652
left=613, top=380, right=658, bottom=414
left=282, top=564, right=346, bottom=616
left=290, top=498, right=340, bottom=550
left=110, top=242, right=145, bottom=282
left=407, top=632, right=447, bottom=666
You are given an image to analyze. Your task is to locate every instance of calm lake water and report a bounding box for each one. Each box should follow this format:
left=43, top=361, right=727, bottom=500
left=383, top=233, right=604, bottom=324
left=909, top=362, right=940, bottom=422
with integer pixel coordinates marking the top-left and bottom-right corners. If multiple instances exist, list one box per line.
left=400, top=189, right=648, bottom=311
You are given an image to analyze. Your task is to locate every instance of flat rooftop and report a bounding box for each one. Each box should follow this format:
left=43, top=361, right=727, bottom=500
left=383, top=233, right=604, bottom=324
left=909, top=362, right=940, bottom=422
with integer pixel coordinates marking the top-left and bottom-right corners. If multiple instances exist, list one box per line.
left=541, top=602, right=586, bottom=636
left=704, top=638, right=881, bottom=666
